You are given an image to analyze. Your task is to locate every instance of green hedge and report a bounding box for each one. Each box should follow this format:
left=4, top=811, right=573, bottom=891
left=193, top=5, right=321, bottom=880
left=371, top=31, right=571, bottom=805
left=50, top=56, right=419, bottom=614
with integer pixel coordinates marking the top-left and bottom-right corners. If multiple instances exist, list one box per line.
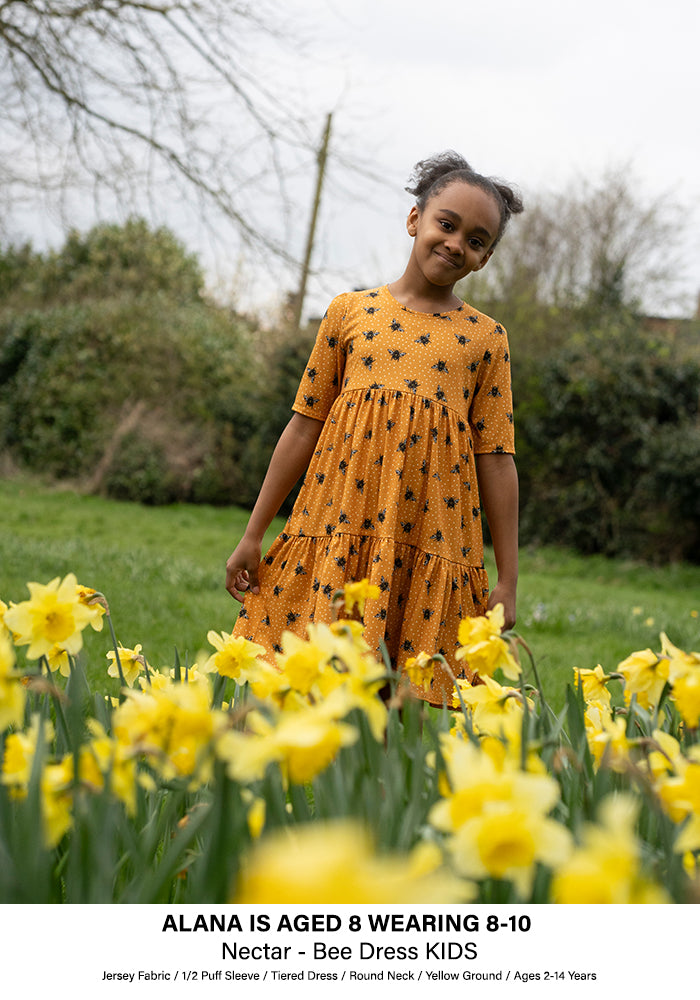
left=516, top=326, right=700, bottom=562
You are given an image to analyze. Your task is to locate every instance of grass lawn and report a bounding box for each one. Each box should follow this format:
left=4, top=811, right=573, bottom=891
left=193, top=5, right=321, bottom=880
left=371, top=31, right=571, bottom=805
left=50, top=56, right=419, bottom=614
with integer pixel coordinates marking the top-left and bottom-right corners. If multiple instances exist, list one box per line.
left=1, top=476, right=698, bottom=710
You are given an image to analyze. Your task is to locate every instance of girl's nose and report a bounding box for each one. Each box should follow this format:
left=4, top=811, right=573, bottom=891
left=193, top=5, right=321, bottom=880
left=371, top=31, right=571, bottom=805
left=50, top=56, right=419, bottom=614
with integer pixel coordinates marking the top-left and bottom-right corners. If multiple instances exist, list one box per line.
left=444, top=234, right=463, bottom=257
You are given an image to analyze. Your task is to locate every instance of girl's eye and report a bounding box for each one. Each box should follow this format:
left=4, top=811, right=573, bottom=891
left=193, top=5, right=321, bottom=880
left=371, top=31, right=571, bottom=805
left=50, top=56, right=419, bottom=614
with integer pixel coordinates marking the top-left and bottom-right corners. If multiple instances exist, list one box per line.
left=439, top=220, right=453, bottom=231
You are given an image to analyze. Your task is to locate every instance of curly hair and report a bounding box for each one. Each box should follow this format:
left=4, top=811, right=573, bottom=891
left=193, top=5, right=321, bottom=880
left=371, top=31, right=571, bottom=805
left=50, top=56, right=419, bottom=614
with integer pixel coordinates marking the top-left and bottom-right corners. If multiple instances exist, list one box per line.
left=405, top=150, right=524, bottom=246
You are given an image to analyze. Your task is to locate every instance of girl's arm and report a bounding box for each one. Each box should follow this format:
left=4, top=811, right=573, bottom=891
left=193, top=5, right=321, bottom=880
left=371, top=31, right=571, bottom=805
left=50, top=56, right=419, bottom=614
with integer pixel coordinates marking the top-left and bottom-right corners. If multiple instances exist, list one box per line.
left=226, top=412, right=324, bottom=601
left=475, top=452, right=519, bottom=629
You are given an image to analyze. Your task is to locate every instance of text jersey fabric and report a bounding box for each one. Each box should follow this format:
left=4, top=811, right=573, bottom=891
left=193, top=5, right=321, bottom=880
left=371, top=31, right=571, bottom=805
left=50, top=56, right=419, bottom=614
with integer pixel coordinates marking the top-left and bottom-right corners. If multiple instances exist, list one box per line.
left=233, top=285, right=515, bottom=704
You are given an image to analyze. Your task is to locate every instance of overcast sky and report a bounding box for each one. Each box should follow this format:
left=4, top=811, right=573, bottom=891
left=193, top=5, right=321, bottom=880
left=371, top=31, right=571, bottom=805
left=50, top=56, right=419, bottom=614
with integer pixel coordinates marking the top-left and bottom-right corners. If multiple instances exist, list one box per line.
left=8, top=0, right=699, bottom=319
left=250, top=0, right=700, bottom=319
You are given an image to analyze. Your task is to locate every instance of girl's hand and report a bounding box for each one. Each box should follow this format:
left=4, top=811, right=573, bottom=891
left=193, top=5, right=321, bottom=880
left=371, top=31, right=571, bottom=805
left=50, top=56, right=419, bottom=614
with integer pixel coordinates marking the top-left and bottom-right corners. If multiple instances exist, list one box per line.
left=487, top=581, right=516, bottom=631
left=226, top=537, right=262, bottom=602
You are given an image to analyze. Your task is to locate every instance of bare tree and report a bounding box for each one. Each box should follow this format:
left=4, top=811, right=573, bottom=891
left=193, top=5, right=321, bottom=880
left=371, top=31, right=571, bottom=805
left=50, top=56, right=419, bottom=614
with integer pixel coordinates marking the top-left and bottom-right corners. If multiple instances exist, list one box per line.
left=0, top=0, right=318, bottom=261
left=463, top=168, right=690, bottom=332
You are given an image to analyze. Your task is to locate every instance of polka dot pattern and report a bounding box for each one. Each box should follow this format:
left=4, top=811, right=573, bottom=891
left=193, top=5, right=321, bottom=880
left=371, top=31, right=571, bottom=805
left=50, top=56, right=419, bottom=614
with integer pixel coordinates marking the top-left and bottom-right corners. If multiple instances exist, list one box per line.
left=233, top=285, right=515, bottom=705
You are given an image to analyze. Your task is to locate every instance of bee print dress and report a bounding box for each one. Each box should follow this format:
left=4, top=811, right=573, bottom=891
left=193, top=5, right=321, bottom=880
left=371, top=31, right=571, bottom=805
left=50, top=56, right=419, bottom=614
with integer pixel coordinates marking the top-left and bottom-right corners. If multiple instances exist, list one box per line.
left=233, top=285, right=515, bottom=706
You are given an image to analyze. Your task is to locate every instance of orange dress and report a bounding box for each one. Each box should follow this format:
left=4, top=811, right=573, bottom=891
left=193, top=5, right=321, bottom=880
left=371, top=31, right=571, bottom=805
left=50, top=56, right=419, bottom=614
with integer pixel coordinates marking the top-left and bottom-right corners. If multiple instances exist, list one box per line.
left=233, top=285, right=515, bottom=705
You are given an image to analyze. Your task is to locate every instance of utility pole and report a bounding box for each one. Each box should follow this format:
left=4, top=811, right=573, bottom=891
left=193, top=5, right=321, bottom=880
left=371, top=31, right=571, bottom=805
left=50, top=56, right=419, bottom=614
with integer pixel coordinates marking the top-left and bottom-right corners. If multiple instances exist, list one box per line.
left=292, top=111, right=332, bottom=334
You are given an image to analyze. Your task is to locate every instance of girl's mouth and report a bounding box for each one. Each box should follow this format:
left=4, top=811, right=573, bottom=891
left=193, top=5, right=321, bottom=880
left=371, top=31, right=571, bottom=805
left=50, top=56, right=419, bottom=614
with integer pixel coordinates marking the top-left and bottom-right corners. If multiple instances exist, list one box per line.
left=434, top=250, right=461, bottom=269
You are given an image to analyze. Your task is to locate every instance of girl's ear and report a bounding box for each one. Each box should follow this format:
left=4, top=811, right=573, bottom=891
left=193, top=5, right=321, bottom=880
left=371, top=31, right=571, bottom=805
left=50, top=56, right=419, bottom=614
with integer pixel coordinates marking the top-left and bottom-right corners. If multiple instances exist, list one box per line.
left=474, top=249, right=494, bottom=271
left=406, top=206, right=419, bottom=237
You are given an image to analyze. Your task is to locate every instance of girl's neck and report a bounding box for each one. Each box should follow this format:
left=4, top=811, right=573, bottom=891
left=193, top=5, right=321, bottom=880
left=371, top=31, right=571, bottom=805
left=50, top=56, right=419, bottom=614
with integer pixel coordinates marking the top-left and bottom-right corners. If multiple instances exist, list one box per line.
left=387, top=272, right=462, bottom=314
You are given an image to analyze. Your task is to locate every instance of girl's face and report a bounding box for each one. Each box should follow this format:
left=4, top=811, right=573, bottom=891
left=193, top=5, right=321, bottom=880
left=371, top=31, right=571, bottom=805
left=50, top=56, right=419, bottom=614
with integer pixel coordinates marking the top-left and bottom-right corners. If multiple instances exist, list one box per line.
left=406, top=180, right=501, bottom=289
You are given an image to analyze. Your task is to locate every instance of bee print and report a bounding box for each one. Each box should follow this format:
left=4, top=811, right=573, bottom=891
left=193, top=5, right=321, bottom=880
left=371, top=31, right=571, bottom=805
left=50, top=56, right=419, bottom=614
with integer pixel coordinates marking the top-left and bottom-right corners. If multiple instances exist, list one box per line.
left=388, top=348, right=406, bottom=361
left=286, top=610, right=300, bottom=625
left=444, top=496, right=459, bottom=509
left=432, top=359, right=449, bottom=373
left=355, top=478, right=365, bottom=493
left=405, top=378, right=419, bottom=391
left=401, top=521, right=414, bottom=533
left=304, top=394, right=318, bottom=408
left=363, top=329, right=379, bottom=340
left=294, top=562, right=306, bottom=575
left=483, top=350, right=492, bottom=364
left=488, top=386, right=502, bottom=398
left=338, top=510, right=350, bottom=524
left=415, top=333, right=430, bottom=345
left=306, top=366, right=317, bottom=381
left=390, top=319, right=403, bottom=332
left=362, top=355, right=375, bottom=369
left=454, top=333, right=471, bottom=345
left=364, top=305, right=379, bottom=314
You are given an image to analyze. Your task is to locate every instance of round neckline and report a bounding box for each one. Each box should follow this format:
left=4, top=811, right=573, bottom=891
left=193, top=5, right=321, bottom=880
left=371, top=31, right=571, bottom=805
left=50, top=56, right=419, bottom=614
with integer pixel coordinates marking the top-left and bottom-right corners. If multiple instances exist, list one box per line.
left=383, top=284, right=464, bottom=317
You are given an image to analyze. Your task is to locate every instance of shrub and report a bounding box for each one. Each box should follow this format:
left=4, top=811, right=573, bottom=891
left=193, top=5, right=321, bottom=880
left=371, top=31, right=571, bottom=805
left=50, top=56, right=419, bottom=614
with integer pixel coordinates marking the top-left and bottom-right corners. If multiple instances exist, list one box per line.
left=517, top=325, right=700, bottom=562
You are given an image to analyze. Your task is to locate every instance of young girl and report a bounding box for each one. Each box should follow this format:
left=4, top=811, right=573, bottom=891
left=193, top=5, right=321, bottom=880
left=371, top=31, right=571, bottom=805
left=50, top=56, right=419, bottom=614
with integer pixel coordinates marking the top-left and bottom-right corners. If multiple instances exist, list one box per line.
left=226, top=151, right=523, bottom=706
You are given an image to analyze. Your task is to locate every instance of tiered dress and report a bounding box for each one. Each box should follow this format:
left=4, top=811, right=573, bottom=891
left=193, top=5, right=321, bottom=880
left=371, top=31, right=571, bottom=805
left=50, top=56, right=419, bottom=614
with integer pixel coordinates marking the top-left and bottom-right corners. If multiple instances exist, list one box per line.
left=233, top=285, right=515, bottom=705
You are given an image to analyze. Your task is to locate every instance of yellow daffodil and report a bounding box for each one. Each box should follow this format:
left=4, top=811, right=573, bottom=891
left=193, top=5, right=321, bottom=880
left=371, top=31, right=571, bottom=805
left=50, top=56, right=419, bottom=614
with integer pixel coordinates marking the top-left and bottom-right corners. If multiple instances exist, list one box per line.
left=4, top=573, right=95, bottom=660
left=241, top=789, right=266, bottom=840
left=405, top=652, right=436, bottom=690
left=203, top=630, right=266, bottom=683
left=456, top=674, right=530, bottom=737
left=232, top=820, right=469, bottom=903
left=660, top=633, right=700, bottom=727
left=584, top=704, right=633, bottom=772
left=0, top=716, right=54, bottom=797
left=645, top=728, right=684, bottom=781
left=107, top=643, right=147, bottom=687
left=551, top=794, right=669, bottom=903
left=656, top=757, right=700, bottom=853
left=343, top=580, right=381, bottom=618
left=75, top=585, right=107, bottom=632
left=113, top=675, right=226, bottom=783
left=0, top=631, right=25, bottom=731
left=0, top=598, right=10, bottom=638
left=455, top=605, right=520, bottom=681
left=450, top=804, right=572, bottom=898
left=277, top=631, right=326, bottom=695
left=78, top=720, right=137, bottom=815
left=430, top=732, right=570, bottom=897
left=617, top=647, right=669, bottom=710
left=671, top=669, right=700, bottom=729
left=41, top=758, right=74, bottom=848
left=252, top=700, right=358, bottom=786
left=574, top=664, right=612, bottom=709
left=216, top=727, right=283, bottom=784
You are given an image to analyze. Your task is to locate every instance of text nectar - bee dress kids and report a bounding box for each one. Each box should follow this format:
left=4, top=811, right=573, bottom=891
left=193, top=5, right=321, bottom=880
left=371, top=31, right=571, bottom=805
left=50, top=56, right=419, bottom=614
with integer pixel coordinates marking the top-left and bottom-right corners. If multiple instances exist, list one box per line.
left=233, top=285, right=515, bottom=705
